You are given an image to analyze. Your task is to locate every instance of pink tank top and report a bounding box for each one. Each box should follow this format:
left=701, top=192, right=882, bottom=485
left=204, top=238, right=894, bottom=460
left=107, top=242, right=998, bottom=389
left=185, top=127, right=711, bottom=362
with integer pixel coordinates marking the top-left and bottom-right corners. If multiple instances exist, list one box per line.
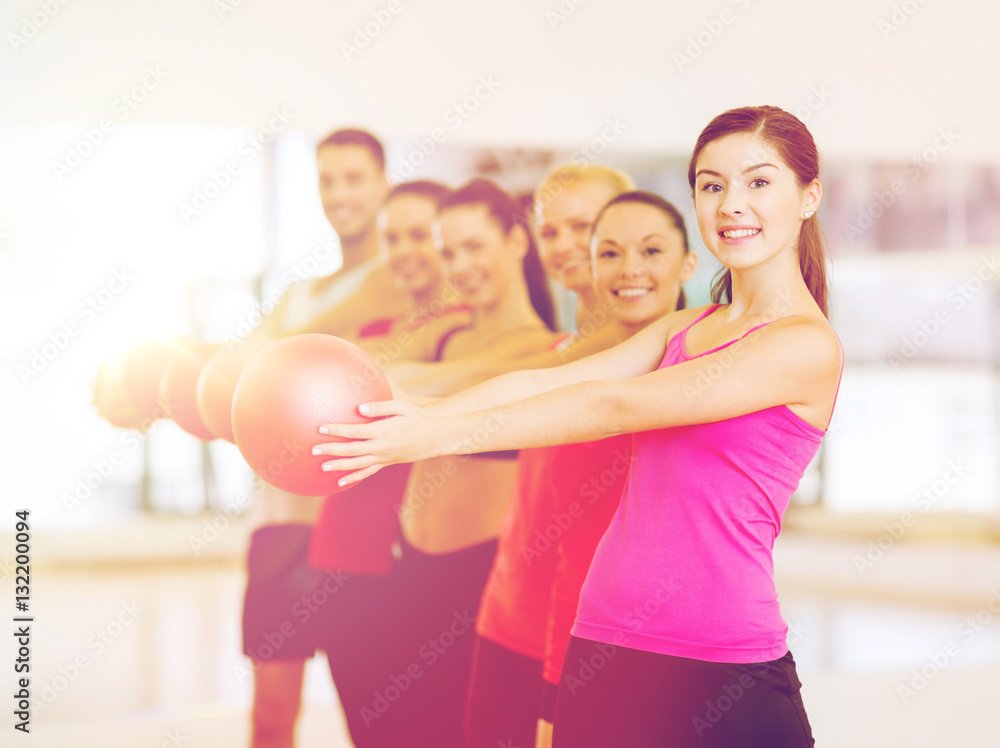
left=572, top=305, right=838, bottom=663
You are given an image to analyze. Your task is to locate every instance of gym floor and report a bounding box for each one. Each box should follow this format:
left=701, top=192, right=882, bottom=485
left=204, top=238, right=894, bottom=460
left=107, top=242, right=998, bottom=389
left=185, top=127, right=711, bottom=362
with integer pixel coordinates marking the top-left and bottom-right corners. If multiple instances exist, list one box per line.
left=4, top=524, right=999, bottom=748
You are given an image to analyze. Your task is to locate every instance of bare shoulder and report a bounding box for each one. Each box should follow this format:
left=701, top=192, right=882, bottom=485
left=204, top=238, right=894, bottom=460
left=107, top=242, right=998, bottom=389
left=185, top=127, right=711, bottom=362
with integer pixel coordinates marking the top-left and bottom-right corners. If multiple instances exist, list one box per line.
left=755, top=315, right=842, bottom=428
left=765, top=314, right=842, bottom=373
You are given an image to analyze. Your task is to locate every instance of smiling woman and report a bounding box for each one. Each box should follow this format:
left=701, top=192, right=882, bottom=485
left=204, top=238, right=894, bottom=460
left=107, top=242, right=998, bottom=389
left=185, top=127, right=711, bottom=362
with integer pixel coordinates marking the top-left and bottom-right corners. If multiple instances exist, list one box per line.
left=533, top=164, right=635, bottom=317
left=379, top=181, right=449, bottom=304
left=592, top=191, right=698, bottom=337
left=690, top=110, right=827, bottom=317
left=341, top=178, right=559, bottom=748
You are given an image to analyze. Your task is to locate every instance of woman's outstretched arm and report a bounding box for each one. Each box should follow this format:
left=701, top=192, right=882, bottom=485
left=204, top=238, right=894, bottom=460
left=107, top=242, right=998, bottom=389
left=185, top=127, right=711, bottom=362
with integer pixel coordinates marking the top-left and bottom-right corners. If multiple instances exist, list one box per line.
left=422, top=308, right=684, bottom=416
left=387, top=324, right=620, bottom=397
left=316, top=314, right=841, bottom=485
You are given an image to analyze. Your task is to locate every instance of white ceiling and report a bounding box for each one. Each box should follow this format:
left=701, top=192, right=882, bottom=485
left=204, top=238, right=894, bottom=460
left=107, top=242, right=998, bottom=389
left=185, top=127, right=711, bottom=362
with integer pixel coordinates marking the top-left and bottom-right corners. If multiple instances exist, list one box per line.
left=2, top=0, right=998, bottom=163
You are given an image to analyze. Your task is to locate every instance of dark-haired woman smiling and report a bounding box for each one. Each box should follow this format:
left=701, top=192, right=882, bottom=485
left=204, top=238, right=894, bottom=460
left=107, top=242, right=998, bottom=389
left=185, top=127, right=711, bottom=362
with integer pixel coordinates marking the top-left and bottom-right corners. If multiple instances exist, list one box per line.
left=356, top=179, right=558, bottom=748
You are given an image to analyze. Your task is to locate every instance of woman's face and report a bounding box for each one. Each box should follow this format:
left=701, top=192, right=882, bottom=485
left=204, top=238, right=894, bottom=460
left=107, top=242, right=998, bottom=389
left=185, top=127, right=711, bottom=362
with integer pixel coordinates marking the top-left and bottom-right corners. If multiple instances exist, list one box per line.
left=593, top=202, right=696, bottom=329
left=692, top=133, right=820, bottom=275
left=535, top=182, right=616, bottom=292
left=380, top=194, right=441, bottom=296
left=435, top=204, right=524, bottom=311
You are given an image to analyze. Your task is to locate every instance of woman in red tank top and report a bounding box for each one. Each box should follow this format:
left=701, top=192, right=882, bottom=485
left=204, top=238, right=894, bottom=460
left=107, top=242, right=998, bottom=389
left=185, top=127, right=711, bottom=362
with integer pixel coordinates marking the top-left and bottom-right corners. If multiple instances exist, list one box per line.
left=532, top=190, right=698, bottom=747
left=465, top=165, right=636, bottom=748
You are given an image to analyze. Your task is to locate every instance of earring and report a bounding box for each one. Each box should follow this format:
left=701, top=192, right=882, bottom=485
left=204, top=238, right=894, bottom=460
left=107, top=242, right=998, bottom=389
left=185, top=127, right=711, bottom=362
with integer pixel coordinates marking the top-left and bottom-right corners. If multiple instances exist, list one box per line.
left=803, top=210, right=815, bottom=219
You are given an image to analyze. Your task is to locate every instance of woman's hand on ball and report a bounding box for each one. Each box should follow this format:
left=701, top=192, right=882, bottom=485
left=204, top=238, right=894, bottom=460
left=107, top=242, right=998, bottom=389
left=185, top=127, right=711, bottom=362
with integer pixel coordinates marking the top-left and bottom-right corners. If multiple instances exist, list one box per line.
left=314, top=399, right=436, bottom=485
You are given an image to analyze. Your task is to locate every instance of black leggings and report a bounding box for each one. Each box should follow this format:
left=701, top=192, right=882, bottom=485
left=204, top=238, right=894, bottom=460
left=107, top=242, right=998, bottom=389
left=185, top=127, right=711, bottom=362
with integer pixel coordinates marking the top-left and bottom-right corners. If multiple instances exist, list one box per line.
left=554, top=636, right=815, bottom=748
left=321, top=573, right=402, bottom=748
left=465, top=634, right=544, bottom=748
left=344, top=536, right=498, bottom=748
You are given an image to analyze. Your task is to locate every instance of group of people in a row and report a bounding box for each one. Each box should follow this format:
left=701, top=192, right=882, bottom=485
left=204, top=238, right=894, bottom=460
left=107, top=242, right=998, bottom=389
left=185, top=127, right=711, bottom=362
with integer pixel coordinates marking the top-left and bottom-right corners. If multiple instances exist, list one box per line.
left=123, top=105, right=841, bottom=747
left=242, top=125, right=697, bottom=748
